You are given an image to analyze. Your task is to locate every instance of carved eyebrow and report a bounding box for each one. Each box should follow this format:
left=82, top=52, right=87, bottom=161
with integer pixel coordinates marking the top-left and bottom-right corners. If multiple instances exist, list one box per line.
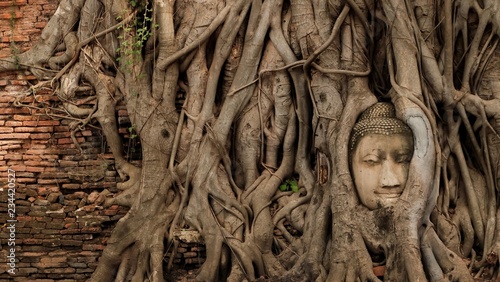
left=395, top=148, right=413, bottom=156
left=365, top=149, right=384, bottom=155
left=395, top=148, right=412, bottom=154
left=392, top=150, right=413, bottom=161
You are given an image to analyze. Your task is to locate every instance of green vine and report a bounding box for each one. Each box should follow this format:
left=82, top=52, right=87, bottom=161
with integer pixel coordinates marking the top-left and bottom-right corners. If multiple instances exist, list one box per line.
left=128, top=125, right=138, bottom=139
left=126, top=124, right=140, bottom=161
left=116, top=0, right=157, bottom=71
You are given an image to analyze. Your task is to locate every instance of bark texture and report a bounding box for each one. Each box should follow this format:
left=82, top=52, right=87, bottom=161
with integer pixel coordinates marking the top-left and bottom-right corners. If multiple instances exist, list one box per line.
left=4, top=0, right=500, bottom=281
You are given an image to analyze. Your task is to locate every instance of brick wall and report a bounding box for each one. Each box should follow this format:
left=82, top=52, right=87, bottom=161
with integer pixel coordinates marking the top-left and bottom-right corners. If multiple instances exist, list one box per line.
left=0, top=1, right=205, bottom=281
left=0, top=76, right=130, bottom=280
left=0, top=0, right=55, bottom=58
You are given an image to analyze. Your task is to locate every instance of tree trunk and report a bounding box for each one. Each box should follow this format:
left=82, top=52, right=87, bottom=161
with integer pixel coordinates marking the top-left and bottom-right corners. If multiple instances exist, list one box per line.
left=3, top=0, right=500, bottom=281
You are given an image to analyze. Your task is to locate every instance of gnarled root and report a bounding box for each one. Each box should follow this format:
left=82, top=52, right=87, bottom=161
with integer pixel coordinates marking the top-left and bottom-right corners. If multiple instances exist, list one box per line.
left=422, top=227, right=473, bottom=281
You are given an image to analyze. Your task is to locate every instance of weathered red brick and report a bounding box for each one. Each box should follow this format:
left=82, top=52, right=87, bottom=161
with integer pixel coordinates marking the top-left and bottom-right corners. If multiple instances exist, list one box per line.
left=23, top=238, right=43, bottom=245
left=0, top=96, right=15, bottom=102
left=39, top=154, right=57, bottom=160
left=42, top=3, right=57, bottom=10
left=15, top=126, right=53, bottom=133
left=0, top=139, right=23, bottom=145
left=80, top=227, right=102, bottom=233
left=60, top=229, right=81, bottom=235
left=9, top=164, right=26, bottom=171
left=64, top=222, right=78, bottom=229
left=13, top=172, right=34, bottom=177
left=44, top=268, right=76, bottom=275
left=62, top=184, right=80, bottom=189
left=28, top=0, right=50, bottom=4
left=82, top=244, right=104, bottom=251
left=23, top=74, right=37, bottom=80
left=5, top=121, right=23, bottom=126
left=80, top=130, right=93, bottom=136
left=20, top=251, right=46, bottom=257
left=33, top=261, right=68, bottom=269
left=12, top=267, right=38, bottom=276
left=36, top=186, right=60, bottom=196
left=25, top=149, right=51, bottom=154
left=0, top=107, right=30, bottom=114
left=104, top=209, right=118, bottom=216
left=10, top=79, right=28, bottom=85
left=13, top=114, right=33, bottom=120
left=16, top=215, right=32, bottom=221
left=53, top=132, right=71, bottom=138
left=40, top=256, right=67, bottom=263
left=0, top=0, right=27, bottom=7
left=33, top=21, right=46, bottom=28
left=16, top=177, right=36, bottom=183
left=24, top=160, right=48, bottom=166
left=58, top=137, right=79, bottom=144
left=25, top=166, right=45, bottom=172
left=38, top=179, right=69, bottom=185
left=38, top=172, right=66, bottom=178
left=23, top=120, right=59, bottom=126
left=54, top=125, right=69, bottom=132
left=58, top=160, right=77, bottom=167
left=0, top=133, right=30, bottom=139
left=0, top=12, right=22, bottom=20
left=28, top=143, right=48, bottom=149
left=30, top=133, right=51, bottom=139
left=0, top=144, right=23, bottom=151
left=5, top=153, right=22, bottom=160
left=22, top=154, right=42, bottom=160
left=0, top=127, right=13, bottom=133
left=49, top=213, right=66, bottom=219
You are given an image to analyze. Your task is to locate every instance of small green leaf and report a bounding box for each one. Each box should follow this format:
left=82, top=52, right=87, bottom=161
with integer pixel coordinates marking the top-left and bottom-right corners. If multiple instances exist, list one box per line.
left=290, top=183, right=299, bottom=193
left=279, top=184, right=288, bottom=191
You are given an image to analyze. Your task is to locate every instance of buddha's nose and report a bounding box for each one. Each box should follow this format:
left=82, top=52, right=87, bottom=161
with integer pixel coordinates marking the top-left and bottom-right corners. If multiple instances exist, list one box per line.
left=380, top=161, right=402, bottom=188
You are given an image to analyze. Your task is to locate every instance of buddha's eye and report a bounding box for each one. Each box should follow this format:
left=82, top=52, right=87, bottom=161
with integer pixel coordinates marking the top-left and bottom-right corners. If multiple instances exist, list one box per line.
left=363, top=155, right=380, bottom=165
left=396, top=154, right=411, bottom=163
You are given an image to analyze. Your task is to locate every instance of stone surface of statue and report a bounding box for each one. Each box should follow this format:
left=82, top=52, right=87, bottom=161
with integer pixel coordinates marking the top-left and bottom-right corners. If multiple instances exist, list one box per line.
left=350, top=102, right=414, bottom=210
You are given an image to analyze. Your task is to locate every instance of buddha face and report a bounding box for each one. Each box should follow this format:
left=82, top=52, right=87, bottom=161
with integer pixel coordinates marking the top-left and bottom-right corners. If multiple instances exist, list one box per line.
left=351, top=133, right=413, bottom=210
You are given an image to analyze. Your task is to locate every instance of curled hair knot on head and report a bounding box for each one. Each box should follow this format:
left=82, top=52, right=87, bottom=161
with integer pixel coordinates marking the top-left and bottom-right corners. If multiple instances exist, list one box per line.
left=349, top=102, right=413, bottom=153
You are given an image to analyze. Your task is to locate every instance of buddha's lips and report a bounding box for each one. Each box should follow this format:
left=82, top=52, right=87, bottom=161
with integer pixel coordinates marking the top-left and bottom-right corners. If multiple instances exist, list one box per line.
left=375, top=190, right=402, bottom=198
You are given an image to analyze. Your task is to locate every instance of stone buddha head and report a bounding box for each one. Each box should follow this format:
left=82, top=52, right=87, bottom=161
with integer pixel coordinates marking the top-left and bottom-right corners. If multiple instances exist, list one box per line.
left=349, top=102, right=414, bottom=210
